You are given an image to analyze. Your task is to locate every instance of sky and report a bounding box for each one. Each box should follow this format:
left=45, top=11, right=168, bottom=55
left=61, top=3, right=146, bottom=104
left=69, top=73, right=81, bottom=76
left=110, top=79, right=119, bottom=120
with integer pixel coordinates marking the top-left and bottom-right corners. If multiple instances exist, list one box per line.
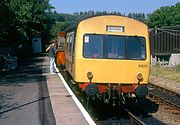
left=49, top=0, right=179, bottom=15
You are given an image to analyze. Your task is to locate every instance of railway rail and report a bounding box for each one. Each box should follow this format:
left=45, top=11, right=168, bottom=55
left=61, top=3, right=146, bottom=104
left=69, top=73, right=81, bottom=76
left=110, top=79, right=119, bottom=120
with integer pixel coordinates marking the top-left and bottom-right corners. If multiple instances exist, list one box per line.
left=125, top=108, right=146, bottom=125
left=59, top=67, right=149, bottom=125
left=96, top=108, right=148, bottom=125
left=148, top=82, right=180, bottom=111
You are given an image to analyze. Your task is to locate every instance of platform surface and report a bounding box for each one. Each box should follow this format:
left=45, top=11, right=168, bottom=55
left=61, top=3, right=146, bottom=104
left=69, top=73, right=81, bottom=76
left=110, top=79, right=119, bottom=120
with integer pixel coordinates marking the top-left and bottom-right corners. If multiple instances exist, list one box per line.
left=44, top=56, right=89, bottom=125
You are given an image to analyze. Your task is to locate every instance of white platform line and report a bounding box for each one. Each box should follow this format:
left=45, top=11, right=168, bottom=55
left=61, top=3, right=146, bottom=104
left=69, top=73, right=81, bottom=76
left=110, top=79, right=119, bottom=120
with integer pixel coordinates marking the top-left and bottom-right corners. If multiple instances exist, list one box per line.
left=55, top=65, right=96, bottom=125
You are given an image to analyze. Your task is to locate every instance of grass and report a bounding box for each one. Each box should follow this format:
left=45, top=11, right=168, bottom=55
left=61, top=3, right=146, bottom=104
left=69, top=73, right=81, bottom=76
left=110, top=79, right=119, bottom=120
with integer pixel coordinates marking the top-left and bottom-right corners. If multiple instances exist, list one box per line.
left=151, top=65, right=180, bottom=83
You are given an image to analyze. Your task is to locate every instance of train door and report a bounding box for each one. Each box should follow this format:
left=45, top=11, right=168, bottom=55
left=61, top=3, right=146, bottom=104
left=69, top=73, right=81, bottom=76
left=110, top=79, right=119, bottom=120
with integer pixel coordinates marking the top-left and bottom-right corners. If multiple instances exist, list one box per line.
left=65, top=32, right=75, bottom=76
left=71, top=33, right=75, bottom=64
left=56, top=32, right=66, bottom=66
left=69, top=33, right=75, bottom=74
left=65, top=34, right=70, bottom=72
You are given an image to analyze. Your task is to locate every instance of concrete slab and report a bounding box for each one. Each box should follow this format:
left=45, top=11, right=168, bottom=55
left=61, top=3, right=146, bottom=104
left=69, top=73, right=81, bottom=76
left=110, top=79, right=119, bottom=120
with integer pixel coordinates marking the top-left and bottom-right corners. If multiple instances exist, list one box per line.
left=44, top=57, right=90, bottom=125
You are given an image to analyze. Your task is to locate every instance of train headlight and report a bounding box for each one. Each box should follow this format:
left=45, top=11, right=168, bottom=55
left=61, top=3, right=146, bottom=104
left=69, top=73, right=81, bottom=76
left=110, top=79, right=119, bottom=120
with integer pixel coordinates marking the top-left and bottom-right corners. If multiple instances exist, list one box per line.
left=87, top=72, right=93, bottom=80
left=137, top=73, right=143, bottom=81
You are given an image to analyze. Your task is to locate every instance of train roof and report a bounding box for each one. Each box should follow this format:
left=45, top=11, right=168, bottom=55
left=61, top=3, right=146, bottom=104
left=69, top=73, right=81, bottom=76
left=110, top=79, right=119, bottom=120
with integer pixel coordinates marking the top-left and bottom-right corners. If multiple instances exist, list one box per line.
left=64, top=14, right=144, bottom=32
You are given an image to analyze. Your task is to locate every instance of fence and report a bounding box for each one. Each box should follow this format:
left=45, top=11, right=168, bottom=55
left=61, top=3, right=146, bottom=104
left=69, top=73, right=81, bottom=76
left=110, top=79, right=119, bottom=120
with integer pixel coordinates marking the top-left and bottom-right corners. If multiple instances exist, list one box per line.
left=149, top=27, right=180, bottom=55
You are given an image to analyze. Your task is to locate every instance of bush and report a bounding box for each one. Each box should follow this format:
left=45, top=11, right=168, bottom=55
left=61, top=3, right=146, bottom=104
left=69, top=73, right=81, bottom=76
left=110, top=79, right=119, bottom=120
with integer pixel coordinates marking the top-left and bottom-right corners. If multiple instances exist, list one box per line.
left=173, top=48, right=180, bottom=53
left=176, top=64, right=180, bottom=70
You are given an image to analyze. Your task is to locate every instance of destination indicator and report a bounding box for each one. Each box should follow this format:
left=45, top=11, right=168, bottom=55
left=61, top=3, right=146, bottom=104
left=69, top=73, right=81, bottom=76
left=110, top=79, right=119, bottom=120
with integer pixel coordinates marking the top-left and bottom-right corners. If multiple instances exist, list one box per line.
left=106, top=26, right=124, bottom=33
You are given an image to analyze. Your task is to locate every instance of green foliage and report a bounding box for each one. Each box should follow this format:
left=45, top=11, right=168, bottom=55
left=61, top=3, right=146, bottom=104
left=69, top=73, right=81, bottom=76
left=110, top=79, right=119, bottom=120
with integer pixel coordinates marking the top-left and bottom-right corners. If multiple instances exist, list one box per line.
left=151, top=66, right=180, bottom=83
left=47, top=11, right=148, bottom=40
left=0, top=0, right=54, bottom=48
left=0, top=0, right=17, bottom=46
left=176, top=64, right=180, bottom=70
left=72, top=11, right=124, bottom=22
left=148, top=3, right=180, bottom=28
left=127, top=12, right=147, bottom=24
left=48, top=11, right=65, bottom=22
left=47, top=12, right=76, bottom=40
left=49, top=21, right=71, bottom=39
left=173, top=48, right=180, bottom=53
left=1, top=0, right=179, bottom=52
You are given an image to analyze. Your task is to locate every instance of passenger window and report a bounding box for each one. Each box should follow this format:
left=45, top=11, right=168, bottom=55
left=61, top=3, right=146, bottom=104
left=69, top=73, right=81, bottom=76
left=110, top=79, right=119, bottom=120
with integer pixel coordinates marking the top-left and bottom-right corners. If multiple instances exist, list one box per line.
left=69, top=34, right=72, bottom=55
left=83, top=34, right=146, bottom=60
left=106, top=36, right=126, bottom=59
left=67, top=33, right=75, bottom=56
left=71, top=34, right=75, bottom=55
left=126, top=37, right=146, bottom=59
left=83, top=35, right=104, bottom=58
left=66, top=35, right=70, bottom=52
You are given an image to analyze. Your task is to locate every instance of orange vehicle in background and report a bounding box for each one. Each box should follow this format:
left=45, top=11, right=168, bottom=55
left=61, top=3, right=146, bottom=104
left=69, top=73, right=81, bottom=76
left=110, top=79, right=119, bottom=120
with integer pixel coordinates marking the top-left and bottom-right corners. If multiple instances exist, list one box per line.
left=56, top=32, right=66, bottom=66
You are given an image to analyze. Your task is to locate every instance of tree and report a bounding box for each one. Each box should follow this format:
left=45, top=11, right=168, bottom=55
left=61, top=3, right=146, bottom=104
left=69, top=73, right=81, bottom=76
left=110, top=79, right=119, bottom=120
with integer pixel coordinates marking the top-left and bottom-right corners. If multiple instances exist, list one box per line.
left=49, top=21, right=70, bottom=39
left=148, top=3, right=180, bottom=28
left=48, top=12, right=77, bottom=39
left=0, top=0, right=18, bottom=46
left=0, top=0, right=54, bottom=50
left=127, top=12, right=147, bottom=23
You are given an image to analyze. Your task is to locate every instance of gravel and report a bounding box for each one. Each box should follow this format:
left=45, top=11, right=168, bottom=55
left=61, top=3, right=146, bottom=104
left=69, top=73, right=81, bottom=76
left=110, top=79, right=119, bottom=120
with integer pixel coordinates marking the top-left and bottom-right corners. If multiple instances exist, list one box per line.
left=151, top=103, right=180, bottom=125
left=149, top=75, right=180, bottom=125
left=149, top=76, right=180, bottom=94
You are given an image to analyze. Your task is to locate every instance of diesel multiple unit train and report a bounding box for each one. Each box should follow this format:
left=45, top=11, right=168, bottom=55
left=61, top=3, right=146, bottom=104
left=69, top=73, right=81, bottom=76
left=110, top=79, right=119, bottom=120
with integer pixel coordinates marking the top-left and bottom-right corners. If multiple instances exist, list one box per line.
left=56, top=15, right=150, bottom=105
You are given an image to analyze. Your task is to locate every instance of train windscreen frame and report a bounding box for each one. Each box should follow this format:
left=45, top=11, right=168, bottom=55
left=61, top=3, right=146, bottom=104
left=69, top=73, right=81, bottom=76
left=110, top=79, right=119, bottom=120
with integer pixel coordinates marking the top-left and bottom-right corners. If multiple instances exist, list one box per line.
left=83, top=34, right=146, bottom=60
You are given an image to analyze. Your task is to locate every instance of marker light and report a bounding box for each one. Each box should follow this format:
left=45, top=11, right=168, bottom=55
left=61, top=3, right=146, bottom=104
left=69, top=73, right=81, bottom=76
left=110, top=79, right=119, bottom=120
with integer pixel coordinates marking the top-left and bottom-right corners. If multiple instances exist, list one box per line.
left=137, top=73, right=143, bottom=80
left=87, top=72, right=93, bottom=80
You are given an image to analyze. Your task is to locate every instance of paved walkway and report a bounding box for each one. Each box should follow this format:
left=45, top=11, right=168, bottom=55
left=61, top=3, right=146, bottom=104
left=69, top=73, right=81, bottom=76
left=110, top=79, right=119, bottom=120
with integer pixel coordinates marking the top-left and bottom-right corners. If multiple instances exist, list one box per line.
left=0, top=54, right=90, bottom=125
left=0, top=55, right=55, bottom=125
left=43, top=56, right=89, bottom=125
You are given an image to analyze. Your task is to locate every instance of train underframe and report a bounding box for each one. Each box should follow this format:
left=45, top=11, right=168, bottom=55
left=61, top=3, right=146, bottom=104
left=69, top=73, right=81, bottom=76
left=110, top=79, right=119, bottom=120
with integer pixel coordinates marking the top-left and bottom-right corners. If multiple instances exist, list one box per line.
left=79, top=82, right=148, bottom=106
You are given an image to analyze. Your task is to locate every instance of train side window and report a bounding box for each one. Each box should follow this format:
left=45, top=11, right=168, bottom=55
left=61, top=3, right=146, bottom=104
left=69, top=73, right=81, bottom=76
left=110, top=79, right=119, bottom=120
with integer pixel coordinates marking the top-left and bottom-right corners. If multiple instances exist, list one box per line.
left=66, top=35, right=70, bottom=52
left=72, top=34, right=75, bottom=55
left=69, top=34, right=72, bottom=55
left=72, top=34, right=75, bottom=63
left=66, top=32, right=75, bottom=56
left=70, top=33, right=75, bottom=55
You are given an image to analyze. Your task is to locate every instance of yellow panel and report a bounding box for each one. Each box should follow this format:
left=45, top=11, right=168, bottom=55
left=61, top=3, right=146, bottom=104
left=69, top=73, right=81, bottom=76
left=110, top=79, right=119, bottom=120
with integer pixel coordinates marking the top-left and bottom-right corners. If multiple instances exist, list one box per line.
left=74, top=59, right=150, bottom=84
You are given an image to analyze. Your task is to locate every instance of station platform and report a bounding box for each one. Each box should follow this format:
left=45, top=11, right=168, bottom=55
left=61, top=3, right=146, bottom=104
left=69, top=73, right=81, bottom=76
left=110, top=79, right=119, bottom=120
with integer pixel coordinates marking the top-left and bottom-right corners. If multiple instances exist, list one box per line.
left=43, top=56, right=95, bottom=125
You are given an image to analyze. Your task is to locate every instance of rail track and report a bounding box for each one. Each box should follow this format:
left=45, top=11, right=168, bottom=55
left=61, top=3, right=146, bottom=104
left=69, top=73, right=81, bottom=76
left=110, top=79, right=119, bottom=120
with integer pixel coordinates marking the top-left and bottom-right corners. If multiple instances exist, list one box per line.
left=59, top=67, right=149, bottom=125
left=60, top=70, right=172, bottom=125
left=124, top=108, right=146, bottom=125
left=94, top=102, right=150, bottom=125
left=96, top=83, right=180, bottom=125
left=148, top=82, right=180, bottom=111
left=59, top=67, right=180, bottom=125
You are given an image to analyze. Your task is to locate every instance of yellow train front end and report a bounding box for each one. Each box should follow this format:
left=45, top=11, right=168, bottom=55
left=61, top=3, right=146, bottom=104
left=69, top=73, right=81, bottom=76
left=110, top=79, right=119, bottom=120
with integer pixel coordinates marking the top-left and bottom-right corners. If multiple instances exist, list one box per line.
left=66, top=15, right=150, bottom=103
